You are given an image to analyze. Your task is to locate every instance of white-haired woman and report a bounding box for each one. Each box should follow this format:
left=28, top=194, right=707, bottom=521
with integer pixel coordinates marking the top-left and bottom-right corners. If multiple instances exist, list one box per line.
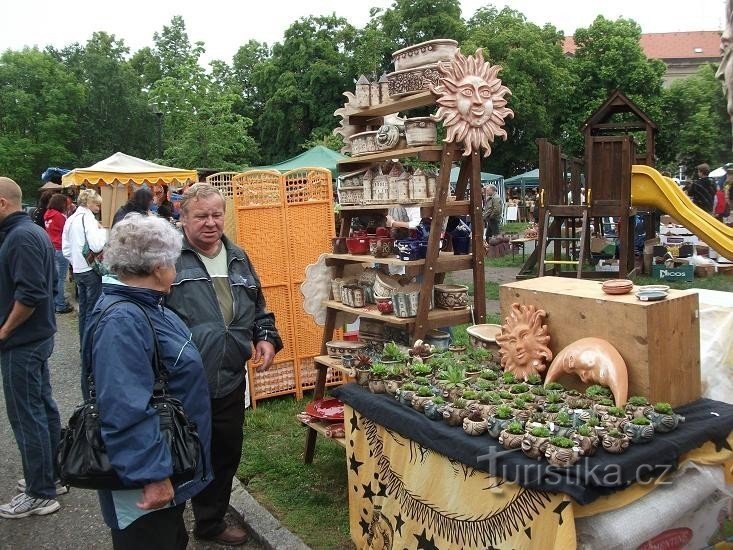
left=61, top=189, right=106, bottom=347
left=81, top=214, right=211, bottom=549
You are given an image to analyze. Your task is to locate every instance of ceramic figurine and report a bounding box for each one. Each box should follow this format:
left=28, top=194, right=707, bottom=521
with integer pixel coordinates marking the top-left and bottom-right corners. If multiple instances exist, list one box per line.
left=431, top=48, right=513, bottom=157
left=409, top=168, right=428, bottom=200
left=355, top=75, right=371, bottom=107
left=544, top=438, right=580, bottom=468
left=644, top=402, right=685, bottom=433
left=495, top=303, right=553, bottom=381
left=545, top=337, right=629, bottom=407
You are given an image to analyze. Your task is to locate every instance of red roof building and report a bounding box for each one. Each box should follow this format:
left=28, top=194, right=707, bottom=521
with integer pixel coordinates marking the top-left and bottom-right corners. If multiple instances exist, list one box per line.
left=564, top=31, right=722, bottom=85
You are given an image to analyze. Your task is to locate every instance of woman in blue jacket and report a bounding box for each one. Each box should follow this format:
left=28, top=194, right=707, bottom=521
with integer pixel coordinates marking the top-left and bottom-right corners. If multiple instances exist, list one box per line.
left=81, top=214, right=212, bottom=549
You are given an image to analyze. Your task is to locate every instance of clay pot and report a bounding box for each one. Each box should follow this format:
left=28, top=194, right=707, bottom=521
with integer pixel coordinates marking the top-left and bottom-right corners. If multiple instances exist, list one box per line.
left=368, top=379, right=386, bottom=394
left=573, top=433, right=600, bottom=457
left=392, top=39, right=459, bottom=71
left=423, top=400, right=445, bottom=420
left=544, top=443, right=580, bottom=468
left=434, top=284, right=469, bottom=309
left=623, top=421, right=655, bottom=444
left=411, top=394, right=433, bottom=413
left=346, top=236, right=370, bottom=255
left=443, top=405, right=470, bottom=427
left=601, top=432, right=631, bottom=454
left=373, top=238, right=394, bottom=258
left=463, top=416, right=488, bottom=436
left=498, top=429, right=524, bottom=450
left=396, top=388, right=416, bottom=406
left=404, top=117, right=438, bottom=147
left=521, top=433, right=551, bottom=459
left=349, top=131, right=379, bottom=156
left=384, top=379, right=402, bottom=397
left=375, top=297, right=394, bottom=314
left=487, top=416, right=514, bottom=439
left=645, top=410, right=684, bottom=433
left=355, top=368, right=370, bottom=386
left=452, top=234, right=471, bottom=255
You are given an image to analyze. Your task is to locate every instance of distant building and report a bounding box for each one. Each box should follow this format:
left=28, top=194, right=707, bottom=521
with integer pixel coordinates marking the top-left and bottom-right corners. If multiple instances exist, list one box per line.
left=563, top=31, right=721, bottom=86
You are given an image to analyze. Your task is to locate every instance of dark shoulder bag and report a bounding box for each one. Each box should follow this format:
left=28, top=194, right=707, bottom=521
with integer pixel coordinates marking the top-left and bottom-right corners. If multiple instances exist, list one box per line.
left=57, top=299, right=205, bottom=490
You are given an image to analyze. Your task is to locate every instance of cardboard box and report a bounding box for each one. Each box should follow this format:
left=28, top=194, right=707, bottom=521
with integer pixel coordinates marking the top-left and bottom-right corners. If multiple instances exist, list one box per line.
left=652, top=264, right=694, bottom=282
left=694, top=265, right=716, bottom=278
left=500, top=277, right=701, bottom=406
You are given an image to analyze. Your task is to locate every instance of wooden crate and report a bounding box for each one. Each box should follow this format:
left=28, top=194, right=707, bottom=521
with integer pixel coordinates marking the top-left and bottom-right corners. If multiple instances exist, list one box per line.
left=499, top=277, right=701, bottom=407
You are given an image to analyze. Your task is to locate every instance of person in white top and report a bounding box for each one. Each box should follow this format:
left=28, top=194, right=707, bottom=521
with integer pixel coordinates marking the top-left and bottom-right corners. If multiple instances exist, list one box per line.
left=61, top=189, right=106, bottom=347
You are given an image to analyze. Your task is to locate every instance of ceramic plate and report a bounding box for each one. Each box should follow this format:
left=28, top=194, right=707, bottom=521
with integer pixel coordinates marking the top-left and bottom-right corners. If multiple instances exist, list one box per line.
left=305, top=397, right=345, bottom=421
left=637, top=285, right=670, bottom=293
left=635, top=290, right=668, bottom=302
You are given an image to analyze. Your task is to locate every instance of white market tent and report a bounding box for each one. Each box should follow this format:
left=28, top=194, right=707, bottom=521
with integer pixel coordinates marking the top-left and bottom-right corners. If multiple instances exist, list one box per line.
left=62, top=152, right=197, bottom=227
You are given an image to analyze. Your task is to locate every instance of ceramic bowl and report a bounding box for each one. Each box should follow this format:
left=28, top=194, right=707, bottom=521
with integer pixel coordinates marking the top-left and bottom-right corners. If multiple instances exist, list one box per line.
left=404, top=117, right=438, bottom=147
left=392, top=39, right=459, bottom=71
left=373, top=272, right=401, bottom=298
left=386, top=63, right=447, bottom=98
left=602, top=279, right=634, bottom=295
left=346, top=236, right=370, bottom=255
left=348, top=131, right=379, bottom=156
left=434, top=284, right=469, bottom=309
left=325, top=340, right=367, bottom=358
left=375, top=297, right=394, bottom=314
left=466, top=324, right=502, bottom=353
left=635, top=289, right=668, bottom=302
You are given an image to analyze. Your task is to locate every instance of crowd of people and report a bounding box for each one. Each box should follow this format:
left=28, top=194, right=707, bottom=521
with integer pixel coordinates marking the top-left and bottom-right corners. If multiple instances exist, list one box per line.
left=0, top=176, right=282, bottom=548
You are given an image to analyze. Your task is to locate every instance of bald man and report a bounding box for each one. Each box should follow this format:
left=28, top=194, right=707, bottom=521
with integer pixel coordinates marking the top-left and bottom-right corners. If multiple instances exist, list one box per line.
left=0, top=177, right=64, bottom=518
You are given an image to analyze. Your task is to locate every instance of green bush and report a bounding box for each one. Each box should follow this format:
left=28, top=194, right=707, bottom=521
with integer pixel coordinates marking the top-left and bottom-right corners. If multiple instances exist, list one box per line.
left=549, top=436, right=574, bottom=448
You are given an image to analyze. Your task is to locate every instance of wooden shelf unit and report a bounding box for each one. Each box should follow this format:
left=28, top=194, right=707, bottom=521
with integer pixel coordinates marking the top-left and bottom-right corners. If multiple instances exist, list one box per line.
left=324, top=251, right=473, bottom=272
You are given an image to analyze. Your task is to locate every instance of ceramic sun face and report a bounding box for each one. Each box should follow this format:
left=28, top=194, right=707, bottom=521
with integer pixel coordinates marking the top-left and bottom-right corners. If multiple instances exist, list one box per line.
left=431, top=48, right=514, bottom=157
left=495, top=303, right=552, bottom=380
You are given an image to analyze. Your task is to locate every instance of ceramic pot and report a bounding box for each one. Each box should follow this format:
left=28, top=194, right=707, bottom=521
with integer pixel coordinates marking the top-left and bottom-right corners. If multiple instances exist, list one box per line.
left=521, top=433, right=551, bottom=459
left=395, top=239, right=421, bottom=261
left=487, top=416, right=514, bottom=439
left=434, top=284, right=469, bottom=309
left=568, top=408, right=593, bottom=428
left=349, top=131, right=379, bottom=156
left=452, top=234, right=471, bottom=255
left=573, top=433, right=600, bottom=457
left=375, top=297, right=394, bottom=314
left=332, top=237, right=348, bottom=254
left=341, top=354, right=355, bottom=369
left=499, top=429, right=524, bottom=450
left=396, top=388, right=416, bottom=406
left=355, top=368, right=371, bottom=386
left=411, top=394, right=433, bottom=413
left=384, top=379, right=402, bottom=396
left=391, top=39, right=459, bottom=71
left=625, top=403, right=652, bottom=419
left=417, top=240, right=429, bottom=259
left=545, top=444, right=580, bottom=468
left=423, top=400, right=445, bottom=421
left=463, top=417, right=488, bottom=436
left=443, top=405, right=470, bottom=427
left=368, top=379, right=386, bottom=394
left=375, top=124, right=402, bottom=150
left=425, top=329, right=450, bottom=350
left=404, top=117, right=438, bottom=147
left=623, top=422, right=655, bottom=444
left=374, top=238, right=394, bottom=258
left=601, top=413, right=629, bottom=430
left=386, top=63, right=445, bottom=97
left=392, top=290, right=420, bottom=318
left=331, top=279, right=344, bottom=302
left=644, top=410, right=684, bottom=433
left=325, top=340, right=366, bottom=358
left=550, top=424, right=574, bottom=439
left=601, top=432, right=631, bottom=454
left=346, top=236, right=370, bottom=255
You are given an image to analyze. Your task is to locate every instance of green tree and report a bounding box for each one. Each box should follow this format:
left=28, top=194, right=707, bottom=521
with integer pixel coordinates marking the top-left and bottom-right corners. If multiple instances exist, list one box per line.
left=465, top=7, right=572, bottom=175
left=379, top=0, right=467, bottom=50
left=0, top=48, right=83, bottom=198
left=657, top=63, right=731, bottom=174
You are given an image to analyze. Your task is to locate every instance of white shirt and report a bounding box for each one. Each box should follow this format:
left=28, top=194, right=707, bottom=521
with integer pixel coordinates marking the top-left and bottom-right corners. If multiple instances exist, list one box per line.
left=62, top=206, right=108, bottom=273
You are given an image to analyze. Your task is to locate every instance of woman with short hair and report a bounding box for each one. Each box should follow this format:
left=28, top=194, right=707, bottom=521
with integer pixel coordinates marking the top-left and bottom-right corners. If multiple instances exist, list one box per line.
left=61, top=189, right=106, bottom=346
left=43, top=193, right=73, bottom=313
left=82, top=213, right=211, bottom=549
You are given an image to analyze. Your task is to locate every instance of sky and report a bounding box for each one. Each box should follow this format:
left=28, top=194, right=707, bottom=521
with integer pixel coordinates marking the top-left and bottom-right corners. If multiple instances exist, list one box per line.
left=0, top=0, right=726, bottom=64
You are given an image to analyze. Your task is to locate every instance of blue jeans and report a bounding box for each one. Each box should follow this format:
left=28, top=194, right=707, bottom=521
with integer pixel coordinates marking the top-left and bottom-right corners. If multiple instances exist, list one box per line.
left=75, top=270, right=102, bottom=348
left=0, top=336, right=60, bottom=499
left=54, top=250, right=70, bottom=311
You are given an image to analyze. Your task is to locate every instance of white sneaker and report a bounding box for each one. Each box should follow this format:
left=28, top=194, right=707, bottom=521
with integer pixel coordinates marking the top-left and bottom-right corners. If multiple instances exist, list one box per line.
left=0, top=493, right=60, bottom=518
left=16, top=478, right=69, bottom=496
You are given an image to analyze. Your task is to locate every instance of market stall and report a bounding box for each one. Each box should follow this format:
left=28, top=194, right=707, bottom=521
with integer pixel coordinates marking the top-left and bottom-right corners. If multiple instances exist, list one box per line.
left=61, top=152, right=197, bottom=227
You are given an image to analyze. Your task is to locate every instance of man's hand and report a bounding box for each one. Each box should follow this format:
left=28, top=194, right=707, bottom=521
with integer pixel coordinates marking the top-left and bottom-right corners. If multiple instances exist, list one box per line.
left=252, top=340, right=276, bottom=372
left=137, top=478, right=174, bottom=510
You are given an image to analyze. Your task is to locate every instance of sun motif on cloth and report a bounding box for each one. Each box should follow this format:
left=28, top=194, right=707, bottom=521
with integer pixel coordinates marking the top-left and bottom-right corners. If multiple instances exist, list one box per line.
left=495, top=303, right=552, bottom=380
left=431, top=48, right=513, bottom=157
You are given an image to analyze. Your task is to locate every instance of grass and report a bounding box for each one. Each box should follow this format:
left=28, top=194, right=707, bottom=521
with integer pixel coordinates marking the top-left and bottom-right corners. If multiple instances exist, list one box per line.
left=239, top=398, right=352, bottom=549
left=632, top=273, right=733, bottom=292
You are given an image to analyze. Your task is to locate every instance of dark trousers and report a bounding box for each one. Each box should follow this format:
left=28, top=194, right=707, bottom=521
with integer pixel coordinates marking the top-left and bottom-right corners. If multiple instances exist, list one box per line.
left=111, top=503, right=187, bottom=550
left=484, top=218, right=500, bottom=240
left=192, top=378, right=246, bottom=538
left=75, top=269, right=102, bottom=349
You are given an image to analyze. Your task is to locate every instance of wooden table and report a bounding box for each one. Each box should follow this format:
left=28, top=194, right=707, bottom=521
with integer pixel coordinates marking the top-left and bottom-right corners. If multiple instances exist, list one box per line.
left=510, top=237, right=536, bottom=262
left=302, top=355, right=351, bottom=462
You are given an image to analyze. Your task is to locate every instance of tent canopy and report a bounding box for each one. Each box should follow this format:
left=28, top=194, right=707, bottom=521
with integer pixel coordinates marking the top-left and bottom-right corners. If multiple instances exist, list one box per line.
left=61, top=152, right=197, bottom=187
left=504, top=168, right=539, bottom=187
left=255, top=146, right=346, bottom=179
left=449, top=166, right=503, bottom=185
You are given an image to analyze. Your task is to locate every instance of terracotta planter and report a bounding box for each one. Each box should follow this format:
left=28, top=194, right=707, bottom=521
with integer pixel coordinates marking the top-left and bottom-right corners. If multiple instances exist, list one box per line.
left=601, top=432, right=631, bottom=454
left=573, top=433, right=600, bottom=457
left=434, top=284, right=469, bottom=309
left=545, top=444, right=580, bottom=468
left=498, top=429, right=524, bottom=450
left=404, top=117, right=438, bottom=147
left=392, top=39, right=459, bottom=71
left=442, top=405, right=469, bottom=427
left=368, top=379, right=386, bottom=394
left=463, top=416, right=488, bottom=436
left=522, top=433, right=551, bottom=459
left=411, top=394, right=433, bottom=413
left=384, top=378, right=403, bottom=396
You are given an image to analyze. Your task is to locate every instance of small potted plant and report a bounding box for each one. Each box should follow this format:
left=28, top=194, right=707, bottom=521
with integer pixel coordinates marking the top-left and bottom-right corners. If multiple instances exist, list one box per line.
left=585, top=415, right=607, bottom=438
left=487, top=404, right=514, bottom=438
left=545, top=390, right=563, bottom=405
left=396, top=381, right=419, bottom=406
left=498, top=389, right=513, bottom=402
left=573, top=424, right=599, bottom=457
left=381, top=341, right=409, bottom=368
left=408, top=361, right=433, bottom=378
left=602, top=406, right=629, bottom=429
left=585, top=384, right=612, bottom=402
left=368, top=363, right=389, bottom=393
left=544, top=382, right=564, bottom=392
left=522, top=425, right=551, bottom=459
left=545, top=436, right=580, bottom=467
left=501, top=371, right=517, bottom=385
left=408, top=339, right=435, bottom=362
left=551, top=411, right=575, bottom=438
left=592, top=397, right=615, bottom=416
left=544, top=403, right=562, bottom=421
left=463, top=407, right=488, bottom=436
left=623, top=416, right=655, bottom=444
left=625, top=396, right=651, bottom=418
left=645, top=402, right=685, bottom=433
left=473, top=379, right=495, bottom=392
left=564, top=389, right=585, bottom=409
left=511, top=397, right=533, bottom=422
left=479, top=368, right=498, bottom=382
left=475, top=391, right=501, bottom=417
left=530, top=385, right=547, bottom=404
left=443, top=397, right=470, bottom=427
left=353, top=353, right=372, bottom=386
left=525, top=373, right=543, bottom=386
left=601, top=428, right=631, bottom=454
left=499, top=420, right=526, bottom=450
left=510, top=383, right=529, bottom=395
left=423, top=395, right=446, bottom=421
left=461, top=389, right=480, bottom=403
left=436, top=363, right=468, bottom=401
left=412, top=384, right=436, bottom=412
left=465, top=346, right=491, bottom=365
left=384, top=365, right=405, bottom=396
left=464, top=361, right=482, bottom=381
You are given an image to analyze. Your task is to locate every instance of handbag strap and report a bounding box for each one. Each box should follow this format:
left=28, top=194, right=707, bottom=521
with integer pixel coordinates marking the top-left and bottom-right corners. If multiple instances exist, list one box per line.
left=85, top=299, right=169, bottom=399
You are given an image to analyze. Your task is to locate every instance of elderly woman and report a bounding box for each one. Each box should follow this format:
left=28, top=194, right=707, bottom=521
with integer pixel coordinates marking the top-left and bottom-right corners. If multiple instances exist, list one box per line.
left=81, top=214, right=211, bottom=549
left=112, top=187, right=154, bottom=227
left=61, top=189, right=106, bottom=346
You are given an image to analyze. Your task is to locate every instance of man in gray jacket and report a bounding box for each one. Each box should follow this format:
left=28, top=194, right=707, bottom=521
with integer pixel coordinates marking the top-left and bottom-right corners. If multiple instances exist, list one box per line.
left=166, top=183, right=282, bottom=546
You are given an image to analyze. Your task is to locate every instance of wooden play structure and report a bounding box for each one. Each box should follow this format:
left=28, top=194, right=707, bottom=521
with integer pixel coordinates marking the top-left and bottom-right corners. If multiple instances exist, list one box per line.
left=518, top=90, right=658, bottom=279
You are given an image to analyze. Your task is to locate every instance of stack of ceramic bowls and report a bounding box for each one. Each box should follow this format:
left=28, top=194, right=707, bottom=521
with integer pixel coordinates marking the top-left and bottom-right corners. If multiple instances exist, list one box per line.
left=601, top=279, right=634, bottom=295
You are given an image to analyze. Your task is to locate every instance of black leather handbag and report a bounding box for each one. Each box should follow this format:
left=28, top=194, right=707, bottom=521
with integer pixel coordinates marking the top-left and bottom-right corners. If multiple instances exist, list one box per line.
left=57, top=300, right=204, bottom=490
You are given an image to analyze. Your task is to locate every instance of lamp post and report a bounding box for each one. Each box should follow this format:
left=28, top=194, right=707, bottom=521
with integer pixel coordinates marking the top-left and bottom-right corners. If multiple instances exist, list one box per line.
left=151, top=102, right=163, bottom=158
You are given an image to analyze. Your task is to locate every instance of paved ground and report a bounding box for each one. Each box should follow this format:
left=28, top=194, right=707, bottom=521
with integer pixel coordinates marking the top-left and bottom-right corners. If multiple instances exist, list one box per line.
left=0, top=307, right=262, bottom=549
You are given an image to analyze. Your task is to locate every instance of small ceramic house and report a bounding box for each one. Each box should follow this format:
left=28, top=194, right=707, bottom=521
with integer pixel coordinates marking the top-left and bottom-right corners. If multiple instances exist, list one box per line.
left=425, top=169, right=438, bottom=198
left=396, top=169, right=410, bottom=201
left=355, top=75, right=371, bottom=107
left=371, top=168, right=390, bottom=203
left=388, top=163, right=404, bottom=201
left=370, top=80, right=381, bottom=106
left=410, top=168, right=428, bottom=200
left=338, top=168, right=366, bottom=205
left=362, top=168, right=374, bottom=202
left=379, top=73, right=390, bottom=103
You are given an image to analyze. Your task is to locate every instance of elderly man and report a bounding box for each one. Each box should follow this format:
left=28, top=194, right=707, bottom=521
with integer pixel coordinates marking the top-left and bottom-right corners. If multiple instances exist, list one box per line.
left=0, top=177, right=64, bottom=518
left=482, top=183, right=503, bottom=241
left=166, top=183, right=282, bottom=546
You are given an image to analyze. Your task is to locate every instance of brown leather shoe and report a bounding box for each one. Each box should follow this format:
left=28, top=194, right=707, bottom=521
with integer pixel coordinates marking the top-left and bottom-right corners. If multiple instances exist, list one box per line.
left=199, top=526, right=249, bottom=547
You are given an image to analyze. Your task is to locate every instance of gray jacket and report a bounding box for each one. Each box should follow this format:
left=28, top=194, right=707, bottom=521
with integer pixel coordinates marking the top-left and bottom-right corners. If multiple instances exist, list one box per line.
left=166, top=234, right=283, bottom=398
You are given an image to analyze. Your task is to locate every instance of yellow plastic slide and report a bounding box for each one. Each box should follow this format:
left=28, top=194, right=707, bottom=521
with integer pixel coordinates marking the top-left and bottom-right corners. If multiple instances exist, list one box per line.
left=631, top=164, right=733, bottom=259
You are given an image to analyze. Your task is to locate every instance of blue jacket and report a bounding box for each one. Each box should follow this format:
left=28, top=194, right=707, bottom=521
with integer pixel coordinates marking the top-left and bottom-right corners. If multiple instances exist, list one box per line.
left=81, top=284, right=212, bottom=529
left=0, top=211, right=56, bottom=350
